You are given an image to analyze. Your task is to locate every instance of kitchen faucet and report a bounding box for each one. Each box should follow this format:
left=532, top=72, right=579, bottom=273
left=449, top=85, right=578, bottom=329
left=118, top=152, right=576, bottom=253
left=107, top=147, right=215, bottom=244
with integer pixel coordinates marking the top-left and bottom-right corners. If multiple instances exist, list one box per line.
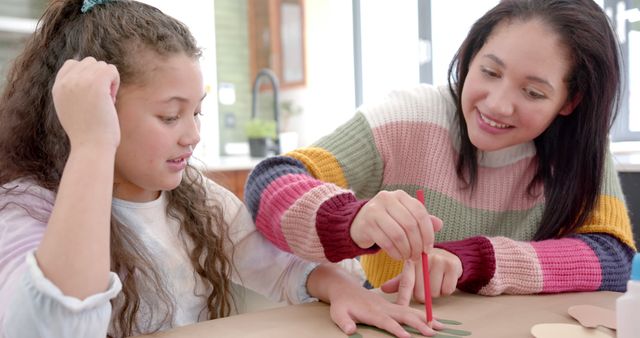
left=251, top=68, right=280, bottom=154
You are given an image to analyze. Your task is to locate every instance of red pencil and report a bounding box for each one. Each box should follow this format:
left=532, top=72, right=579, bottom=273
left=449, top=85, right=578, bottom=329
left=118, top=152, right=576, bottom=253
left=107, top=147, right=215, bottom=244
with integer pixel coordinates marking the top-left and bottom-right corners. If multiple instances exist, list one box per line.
left=416, top=189, right=433, bottom=327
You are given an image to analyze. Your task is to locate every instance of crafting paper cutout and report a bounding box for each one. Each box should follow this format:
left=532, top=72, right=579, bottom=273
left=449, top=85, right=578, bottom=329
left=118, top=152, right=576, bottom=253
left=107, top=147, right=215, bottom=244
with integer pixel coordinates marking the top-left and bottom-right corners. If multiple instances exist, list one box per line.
left=436, top=328, right=472, bottom=336
left=568, top=304, right=616, bottom=330
left=349, top=325, right=460, bottom=338
left=531, top=323, right=614, bottom=338
left=349, top=318, right=471, bottom=338
left=436, top=318, right=462, bottom=325
left=402, top=325, right=470, bottom=337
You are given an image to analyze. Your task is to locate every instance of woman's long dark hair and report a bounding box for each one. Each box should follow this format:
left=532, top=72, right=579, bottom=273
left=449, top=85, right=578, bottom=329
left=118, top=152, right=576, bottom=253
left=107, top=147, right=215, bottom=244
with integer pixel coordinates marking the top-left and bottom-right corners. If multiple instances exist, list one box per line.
left=448, top=0, right=621, bottom=240
left=0, top=1, right=234, bottom=336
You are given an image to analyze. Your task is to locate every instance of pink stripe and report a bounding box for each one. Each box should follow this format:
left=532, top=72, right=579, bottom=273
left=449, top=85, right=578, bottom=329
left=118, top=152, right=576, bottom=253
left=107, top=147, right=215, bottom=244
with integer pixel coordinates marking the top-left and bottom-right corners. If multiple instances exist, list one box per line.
left=281, top=184, right=347, bottom=262
left=256, top=174, right=323, bottom=252
left=480, top=237, right=543, bottom=295
left=372, top=122, right=542, bottom=211
left=532, top=238, right=602, bottom=293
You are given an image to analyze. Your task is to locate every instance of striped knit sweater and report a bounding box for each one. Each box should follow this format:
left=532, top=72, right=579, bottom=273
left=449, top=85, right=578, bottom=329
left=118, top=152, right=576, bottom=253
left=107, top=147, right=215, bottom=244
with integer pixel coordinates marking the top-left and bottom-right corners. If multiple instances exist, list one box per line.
left=245, top=84, right=637, bottom=295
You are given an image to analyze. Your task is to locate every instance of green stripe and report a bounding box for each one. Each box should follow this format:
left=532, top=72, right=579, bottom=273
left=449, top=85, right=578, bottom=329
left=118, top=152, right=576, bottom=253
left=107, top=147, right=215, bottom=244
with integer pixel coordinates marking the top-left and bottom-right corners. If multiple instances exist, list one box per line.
left=602, top=152, right=625, bottom=198
left=385, top=184, right=545, bottom=241
left=314, top=112, right=384, bottom=199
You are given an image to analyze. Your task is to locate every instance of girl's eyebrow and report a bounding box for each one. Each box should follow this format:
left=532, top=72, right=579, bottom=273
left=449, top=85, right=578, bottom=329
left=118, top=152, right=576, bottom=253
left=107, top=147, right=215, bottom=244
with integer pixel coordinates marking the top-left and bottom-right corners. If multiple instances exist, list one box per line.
left=482, top=53, right=555, bottom=92
left=161, top=92, right=208, bottom=103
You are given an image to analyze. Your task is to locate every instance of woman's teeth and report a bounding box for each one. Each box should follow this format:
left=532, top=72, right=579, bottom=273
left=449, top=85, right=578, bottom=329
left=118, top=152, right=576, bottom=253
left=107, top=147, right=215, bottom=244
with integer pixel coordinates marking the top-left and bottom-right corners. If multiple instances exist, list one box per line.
left=480, top=113, right=511, bottom=129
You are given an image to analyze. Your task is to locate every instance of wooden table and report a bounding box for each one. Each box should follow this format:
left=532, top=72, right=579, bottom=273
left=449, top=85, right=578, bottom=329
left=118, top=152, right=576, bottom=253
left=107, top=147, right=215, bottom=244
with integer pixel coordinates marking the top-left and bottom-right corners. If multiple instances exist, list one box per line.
left=134, top=291, right=619, bottom=338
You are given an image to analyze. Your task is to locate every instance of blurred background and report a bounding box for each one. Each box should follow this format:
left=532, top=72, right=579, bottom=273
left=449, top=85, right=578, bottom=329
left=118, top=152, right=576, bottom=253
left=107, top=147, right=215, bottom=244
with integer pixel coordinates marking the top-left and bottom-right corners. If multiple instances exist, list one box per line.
left=2, top=0, right=639, bottom=312
left=1, top=0, right=638, bottom=156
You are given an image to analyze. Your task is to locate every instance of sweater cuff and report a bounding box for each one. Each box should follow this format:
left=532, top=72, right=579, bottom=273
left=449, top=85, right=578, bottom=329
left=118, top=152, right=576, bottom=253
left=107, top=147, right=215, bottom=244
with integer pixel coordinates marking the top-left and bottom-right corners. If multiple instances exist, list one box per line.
left=435, top=236, right=496, bottom=293
left=316, top=193, right=379, bottom=262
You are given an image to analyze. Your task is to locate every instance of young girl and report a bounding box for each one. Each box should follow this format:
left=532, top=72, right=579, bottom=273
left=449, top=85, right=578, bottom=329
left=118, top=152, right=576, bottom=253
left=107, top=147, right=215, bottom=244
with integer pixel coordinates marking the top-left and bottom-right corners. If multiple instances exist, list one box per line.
left=0, top=1, right=440, bottom=337
left=245, top=0, right=637, bottom=305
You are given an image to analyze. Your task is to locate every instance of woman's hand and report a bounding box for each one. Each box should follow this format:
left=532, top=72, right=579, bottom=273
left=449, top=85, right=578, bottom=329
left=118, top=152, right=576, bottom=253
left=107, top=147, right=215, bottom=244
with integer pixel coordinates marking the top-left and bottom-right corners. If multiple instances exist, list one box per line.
left=381, top=248, right=463, bottom=304
left=350, top=190, right=443, bottom=261
left=308, top=264, right=444, bottom=338
left=52, top=56, right=121, bottom=150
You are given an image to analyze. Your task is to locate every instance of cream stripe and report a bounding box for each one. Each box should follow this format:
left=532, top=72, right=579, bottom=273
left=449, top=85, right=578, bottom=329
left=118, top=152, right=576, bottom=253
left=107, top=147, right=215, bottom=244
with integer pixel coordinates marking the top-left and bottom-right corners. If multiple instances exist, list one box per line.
left=479, top=237, right=543, bottom=295
left=280, top=184, right=350, bottom=261
left=362, top=85, right=454, bottom=129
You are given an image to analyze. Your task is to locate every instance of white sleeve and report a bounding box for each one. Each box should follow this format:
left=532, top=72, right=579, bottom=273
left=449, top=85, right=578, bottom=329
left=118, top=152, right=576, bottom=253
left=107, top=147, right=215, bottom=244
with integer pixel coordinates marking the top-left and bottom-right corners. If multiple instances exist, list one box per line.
left=1, top=252, right=122, bottom=338
left=0, top=182, right=121, bottom=338
left=231, top=228, right=319, bottom=304
left=208, top=179, right=318, bottom=304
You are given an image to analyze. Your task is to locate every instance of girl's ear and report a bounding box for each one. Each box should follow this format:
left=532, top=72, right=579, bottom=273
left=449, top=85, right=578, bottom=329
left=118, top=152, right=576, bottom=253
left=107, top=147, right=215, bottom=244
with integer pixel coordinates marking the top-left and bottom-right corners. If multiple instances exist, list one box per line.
left=558, top=93, right=582, bottom=116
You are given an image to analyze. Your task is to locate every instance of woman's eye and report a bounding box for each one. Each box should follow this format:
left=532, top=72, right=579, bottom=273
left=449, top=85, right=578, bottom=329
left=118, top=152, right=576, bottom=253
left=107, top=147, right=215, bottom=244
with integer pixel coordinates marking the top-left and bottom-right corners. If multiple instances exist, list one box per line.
left=481, top=67, right=499, bottom=78
left=525, top=88, right=546, bottom=99
left=194, top=111, right=203, bottom=118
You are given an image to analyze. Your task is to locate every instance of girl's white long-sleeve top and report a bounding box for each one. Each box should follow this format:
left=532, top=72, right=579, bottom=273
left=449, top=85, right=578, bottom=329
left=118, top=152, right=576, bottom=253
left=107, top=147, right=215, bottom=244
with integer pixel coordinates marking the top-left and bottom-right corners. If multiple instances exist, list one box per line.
left=0, top=178, right=321, bottom=337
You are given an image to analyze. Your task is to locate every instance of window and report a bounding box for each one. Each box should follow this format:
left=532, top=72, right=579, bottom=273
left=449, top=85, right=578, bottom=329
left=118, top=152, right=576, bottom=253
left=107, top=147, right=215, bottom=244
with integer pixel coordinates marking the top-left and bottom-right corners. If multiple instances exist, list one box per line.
left=352, top=0, right=499, bottom=107
left=416, top=0, right=640, bottom=145
left=357, top=0, right=419, bottom=104
left=609, top=0, right=640, bottom=141
left=427, top=0, right=498, bottom=86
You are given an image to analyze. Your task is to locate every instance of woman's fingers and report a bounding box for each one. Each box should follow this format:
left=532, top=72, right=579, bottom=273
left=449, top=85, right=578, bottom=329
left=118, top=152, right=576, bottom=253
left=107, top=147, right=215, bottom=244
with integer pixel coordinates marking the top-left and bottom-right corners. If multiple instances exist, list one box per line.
left=430, top=215, right=443, bottom=232
left=374, top=190, right=437, bottom=261
left=386, top=196, right=424, bottom=261
left=368, top=213, right=407, bottom=260
left=351, top=190, right=441, bottom=261
left=395, top=260, right=416, bottom=306
left=380, top=275, right=401, bottom=293
left=398, top=192, right=435, bottom=256
left=427, top=249, right=463, bottom=297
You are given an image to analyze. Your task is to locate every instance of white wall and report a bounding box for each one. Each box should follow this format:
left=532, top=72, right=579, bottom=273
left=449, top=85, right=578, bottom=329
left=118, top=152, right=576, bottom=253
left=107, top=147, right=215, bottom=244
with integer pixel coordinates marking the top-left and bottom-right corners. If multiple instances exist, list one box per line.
left=360, top=0, right=420, bottom=103
left=292, top=0, right=356, bottom=146
left=431, top=1, right=498, bottom=85
left=135, top=1, right=503, bottom=152
left=295, top=0, right=422, bottom=146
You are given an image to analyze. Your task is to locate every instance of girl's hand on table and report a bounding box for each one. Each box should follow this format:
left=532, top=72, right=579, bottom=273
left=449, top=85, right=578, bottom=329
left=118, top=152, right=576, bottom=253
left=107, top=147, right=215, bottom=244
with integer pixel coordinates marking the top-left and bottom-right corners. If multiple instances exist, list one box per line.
left=329, top=280, right=445, bottom=337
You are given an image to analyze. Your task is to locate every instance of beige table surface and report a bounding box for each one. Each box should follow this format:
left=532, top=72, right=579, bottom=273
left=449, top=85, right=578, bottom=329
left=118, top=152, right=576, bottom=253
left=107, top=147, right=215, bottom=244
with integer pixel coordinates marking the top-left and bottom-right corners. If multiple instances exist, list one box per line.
left=134, top=291, right=619, bottom=338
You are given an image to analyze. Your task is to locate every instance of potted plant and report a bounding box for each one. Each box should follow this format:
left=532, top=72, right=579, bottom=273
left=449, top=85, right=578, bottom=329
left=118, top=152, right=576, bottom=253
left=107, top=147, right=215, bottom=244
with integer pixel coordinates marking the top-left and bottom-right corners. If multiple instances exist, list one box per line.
left=244, top=118, right=277, bottom=158
left=278, top=100, right=303, bottom=153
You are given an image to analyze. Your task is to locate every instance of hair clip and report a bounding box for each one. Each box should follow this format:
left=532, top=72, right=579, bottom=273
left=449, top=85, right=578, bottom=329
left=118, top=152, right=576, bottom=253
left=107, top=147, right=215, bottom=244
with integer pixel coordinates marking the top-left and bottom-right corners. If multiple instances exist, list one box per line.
left=81, top=0, right=113, bottom=13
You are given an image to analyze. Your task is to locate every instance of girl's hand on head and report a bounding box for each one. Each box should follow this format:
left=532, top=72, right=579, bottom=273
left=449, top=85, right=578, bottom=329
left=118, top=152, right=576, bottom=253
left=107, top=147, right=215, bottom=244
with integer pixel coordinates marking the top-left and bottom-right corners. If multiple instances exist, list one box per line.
left=328, top=275, right=445, bottom=338
left=350, top=190, right=443, bottom=261
left=381, top=248, right=462, bottom=303
left=52, top=57, right=121, bottom=150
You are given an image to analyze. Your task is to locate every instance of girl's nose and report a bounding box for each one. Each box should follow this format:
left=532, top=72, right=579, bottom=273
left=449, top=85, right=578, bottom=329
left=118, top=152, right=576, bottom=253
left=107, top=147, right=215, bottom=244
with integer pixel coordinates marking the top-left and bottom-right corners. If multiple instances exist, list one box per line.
left=180, top=117, right=201, bottom=147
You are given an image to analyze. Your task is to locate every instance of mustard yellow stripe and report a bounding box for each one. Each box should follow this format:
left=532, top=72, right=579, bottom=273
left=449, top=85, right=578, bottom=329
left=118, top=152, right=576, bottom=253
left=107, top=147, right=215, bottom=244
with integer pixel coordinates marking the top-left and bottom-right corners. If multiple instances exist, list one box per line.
left=286, top=147, right=349, bottom=189
left=577, top=195, right=637, bottom=250
left=360, top=251, right=404, bottom=288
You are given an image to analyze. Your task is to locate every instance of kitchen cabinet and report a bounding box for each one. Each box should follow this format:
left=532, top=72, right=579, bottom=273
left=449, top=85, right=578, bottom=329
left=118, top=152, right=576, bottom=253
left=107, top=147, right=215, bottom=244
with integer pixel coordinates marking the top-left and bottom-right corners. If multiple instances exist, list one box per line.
left=248, top=0, right=305, bottom=89
left=205, top=169, right=252, bottom=201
